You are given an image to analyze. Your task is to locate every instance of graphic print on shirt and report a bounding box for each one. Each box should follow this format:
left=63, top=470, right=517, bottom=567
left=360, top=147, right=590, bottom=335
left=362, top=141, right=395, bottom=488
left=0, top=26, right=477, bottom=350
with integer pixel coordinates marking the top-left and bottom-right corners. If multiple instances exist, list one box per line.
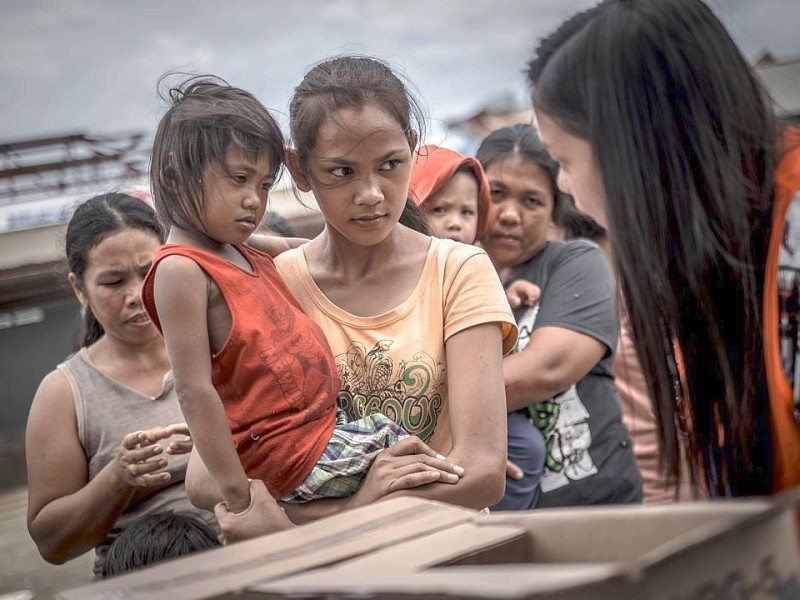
left=335, top=340, right=444, bottom=442
left=778, top=190, right=800, bottom=408
left=516, top=303, right=598, bottom=492
left=249, top=303, right=337, bottom=432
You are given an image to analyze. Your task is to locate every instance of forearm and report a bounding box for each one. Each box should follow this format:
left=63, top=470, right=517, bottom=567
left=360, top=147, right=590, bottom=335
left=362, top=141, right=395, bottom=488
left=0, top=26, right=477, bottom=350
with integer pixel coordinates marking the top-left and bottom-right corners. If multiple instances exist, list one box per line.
left=383, top=449, right=505, bottom=509
left=179, top=391, right=250, bottom=511
left=504, top=356, right=567, bottom=410
left=28, top=463, right=134, bottom=564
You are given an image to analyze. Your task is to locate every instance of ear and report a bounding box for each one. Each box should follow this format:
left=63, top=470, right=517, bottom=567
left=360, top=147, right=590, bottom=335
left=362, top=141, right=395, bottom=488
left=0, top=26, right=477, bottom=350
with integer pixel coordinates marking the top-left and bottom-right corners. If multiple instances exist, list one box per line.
left=68, top=272, right=87, bottom=306
left=285, top=149, right=312, bottom=193
left=407, top=130, right=419, bottom=152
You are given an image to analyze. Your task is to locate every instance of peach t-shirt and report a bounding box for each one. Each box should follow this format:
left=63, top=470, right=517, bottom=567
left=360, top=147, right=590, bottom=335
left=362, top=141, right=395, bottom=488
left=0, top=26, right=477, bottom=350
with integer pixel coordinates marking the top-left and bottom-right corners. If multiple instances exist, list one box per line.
left=275, top=237, right=517, bottom=455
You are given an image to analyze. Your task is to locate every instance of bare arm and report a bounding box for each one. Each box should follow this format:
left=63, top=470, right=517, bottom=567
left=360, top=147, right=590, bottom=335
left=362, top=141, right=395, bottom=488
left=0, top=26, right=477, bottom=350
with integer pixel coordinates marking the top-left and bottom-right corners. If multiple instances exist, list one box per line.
left=288, top=324, right=508, bottom=517
left=153, top=256, right=251, bottom=513
left=26, top=370, right=184, bottom=563
left=378, top=322, right=508, bottom=509
left=247, top=234, right=308, bottom=257
left=503, top=326, right=606, bottom=411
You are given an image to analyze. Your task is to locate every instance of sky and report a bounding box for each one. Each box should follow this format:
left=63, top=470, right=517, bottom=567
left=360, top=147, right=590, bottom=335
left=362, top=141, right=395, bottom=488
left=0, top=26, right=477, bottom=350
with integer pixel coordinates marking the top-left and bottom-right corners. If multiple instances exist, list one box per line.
left=2, top=0, right=800, bottom=145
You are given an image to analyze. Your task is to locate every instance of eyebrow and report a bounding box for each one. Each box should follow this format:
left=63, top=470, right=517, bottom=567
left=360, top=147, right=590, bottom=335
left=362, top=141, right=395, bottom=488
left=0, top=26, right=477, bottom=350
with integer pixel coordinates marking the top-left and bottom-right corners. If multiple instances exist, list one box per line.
left=225, top=161, right=274, bottom=179
left=317, top=148, right=407, bottom=165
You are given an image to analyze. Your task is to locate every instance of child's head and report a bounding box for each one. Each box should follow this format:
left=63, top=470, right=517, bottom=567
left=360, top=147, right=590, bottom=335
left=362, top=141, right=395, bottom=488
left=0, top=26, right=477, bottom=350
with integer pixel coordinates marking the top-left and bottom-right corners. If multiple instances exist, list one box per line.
left=150, top=76, right=285, bottom=238
left=102, top=511, right=220, bottom=578
left=409, top=145, right=490, bottom=244
left=287, top=55, right=430, bottom=238
left=288, top=55, right=424, bottom=173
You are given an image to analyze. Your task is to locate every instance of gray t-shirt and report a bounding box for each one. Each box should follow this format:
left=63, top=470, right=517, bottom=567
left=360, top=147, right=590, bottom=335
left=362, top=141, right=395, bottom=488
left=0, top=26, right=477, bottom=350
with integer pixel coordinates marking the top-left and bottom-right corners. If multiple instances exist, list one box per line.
left=512, top=240, right=642, bottom=507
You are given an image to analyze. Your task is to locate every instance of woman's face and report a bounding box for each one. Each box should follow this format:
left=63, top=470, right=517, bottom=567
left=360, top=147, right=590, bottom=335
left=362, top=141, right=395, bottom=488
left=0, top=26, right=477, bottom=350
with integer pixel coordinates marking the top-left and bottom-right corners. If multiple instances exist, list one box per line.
left=481, top=154, right=556, bottom=270
left=534, top=108, right=607, bottom=228
left=69, top=228, right=161, bottom=347
left=293, top=102, right=413, bottom=249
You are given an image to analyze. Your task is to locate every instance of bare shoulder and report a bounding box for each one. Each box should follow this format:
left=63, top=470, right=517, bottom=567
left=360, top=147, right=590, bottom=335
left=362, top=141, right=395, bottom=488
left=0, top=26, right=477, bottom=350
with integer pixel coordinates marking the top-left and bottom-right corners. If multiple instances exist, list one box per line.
left=29, top=368, right=76, bottom=427
left=154, top=253, right=205, bottom=281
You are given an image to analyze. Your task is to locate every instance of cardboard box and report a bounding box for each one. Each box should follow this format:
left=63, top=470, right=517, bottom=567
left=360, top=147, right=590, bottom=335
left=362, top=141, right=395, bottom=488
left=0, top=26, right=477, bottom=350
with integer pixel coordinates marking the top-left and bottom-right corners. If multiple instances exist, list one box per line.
left=251, top=490, right=800, bottom=600
left=56, top=497, right=476, bottom=600
left=58, top=492, right=800, bottom=600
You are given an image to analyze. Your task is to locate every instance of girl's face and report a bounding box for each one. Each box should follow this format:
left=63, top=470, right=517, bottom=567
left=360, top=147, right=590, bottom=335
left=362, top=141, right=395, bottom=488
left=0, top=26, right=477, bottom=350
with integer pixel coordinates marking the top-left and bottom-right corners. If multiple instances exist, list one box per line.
left=199, top=146, right=275, bottom=245
left=69, top=228, right=162, bottom=347
left=422, top=171, right=480, bottom=244
left=534, top=109, right=607, bottom=228
left=481, top=155, right=556, bottom=270
left=293, top=102, right=413, bottom=247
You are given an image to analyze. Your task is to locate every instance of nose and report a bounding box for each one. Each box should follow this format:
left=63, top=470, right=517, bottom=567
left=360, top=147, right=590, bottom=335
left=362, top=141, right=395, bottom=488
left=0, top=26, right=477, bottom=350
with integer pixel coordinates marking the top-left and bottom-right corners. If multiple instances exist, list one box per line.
left=242, top=185, right=261, bottom=210
left=354, top=176, right=382, bottom=206
left=126, top=278, right=144, bottom=307
left=445, top=214, right=462, bottom=230
left=557, top=169, right=572, bottom=196
left=497, top=203, right=521, bottom=226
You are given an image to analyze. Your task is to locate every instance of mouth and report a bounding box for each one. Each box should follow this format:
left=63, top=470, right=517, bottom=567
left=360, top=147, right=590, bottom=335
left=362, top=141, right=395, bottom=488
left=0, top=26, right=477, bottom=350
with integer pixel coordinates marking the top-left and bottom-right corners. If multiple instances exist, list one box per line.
left=127, top=313, right=152, bottom=326
left=236, top=216, right=257, bottom=230
left=352, top=213, right=387, bottom=224
left=490, top=232, right=522, bottom=244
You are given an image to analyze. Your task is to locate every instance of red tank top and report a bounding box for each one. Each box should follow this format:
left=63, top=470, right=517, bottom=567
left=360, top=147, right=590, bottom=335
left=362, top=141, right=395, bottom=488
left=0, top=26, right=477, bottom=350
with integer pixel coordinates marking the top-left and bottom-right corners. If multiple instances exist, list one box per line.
left=143, top=243, right=339, bottom=497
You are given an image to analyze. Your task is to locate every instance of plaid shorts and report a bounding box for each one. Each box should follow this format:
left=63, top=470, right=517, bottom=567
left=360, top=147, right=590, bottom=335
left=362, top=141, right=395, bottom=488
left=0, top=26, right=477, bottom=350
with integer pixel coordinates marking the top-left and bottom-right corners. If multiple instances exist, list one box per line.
left=282, top=409, right=408, bottom=503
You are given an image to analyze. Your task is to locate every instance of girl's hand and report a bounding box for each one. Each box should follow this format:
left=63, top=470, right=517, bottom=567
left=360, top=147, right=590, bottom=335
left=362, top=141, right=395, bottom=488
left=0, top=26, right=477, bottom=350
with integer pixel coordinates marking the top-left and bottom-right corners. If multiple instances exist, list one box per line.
left=214, top=479, right=294, bottom=544
left=349, top=436, right=465, bottom=508
left=113, top=425, right=186, bottom=488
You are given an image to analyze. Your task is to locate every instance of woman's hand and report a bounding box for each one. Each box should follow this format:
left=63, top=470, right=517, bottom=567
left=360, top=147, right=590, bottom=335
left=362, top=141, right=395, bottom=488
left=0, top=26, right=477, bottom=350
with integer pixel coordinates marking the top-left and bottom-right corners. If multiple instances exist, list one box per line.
left=214, top=479, right=294, bottom=544
left=348, top=436, right=464, bottom=508
left=505, top=459, right=524, bottom=481
left=113, top=424, right=189, bottom=488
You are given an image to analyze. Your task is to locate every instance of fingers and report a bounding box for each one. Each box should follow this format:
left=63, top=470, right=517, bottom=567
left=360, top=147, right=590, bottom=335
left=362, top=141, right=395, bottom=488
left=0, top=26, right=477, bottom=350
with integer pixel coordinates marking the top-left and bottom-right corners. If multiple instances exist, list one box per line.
left=117, top=429, right=174, bottom=488
left=385, top=460, right=462, bottom=493
left=388, top=436, right=446, bottom=461
left=524, top=286, right=541, bottom=306
left=506, top=459, right=524, bottom=481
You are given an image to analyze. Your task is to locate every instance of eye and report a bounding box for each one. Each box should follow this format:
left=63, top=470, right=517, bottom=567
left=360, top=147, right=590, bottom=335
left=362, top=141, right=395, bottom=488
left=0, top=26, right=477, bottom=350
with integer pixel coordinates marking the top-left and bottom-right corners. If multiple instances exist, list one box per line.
left=231, top=174, right=247, bottom=184
left=330, top=166, right=354, bottom=177
left=379, top=159, right=401, bottom=172
left=462, top=208, right=476, bottom=216
left=430, top=206, right=446, bottom=215
left=490, top=188, right=504, bottom=201
left=261, top=180, right=274, bottom=191
left=100, top=280, right=123, bottom=287
left=523, top=196, right=543, bottom=208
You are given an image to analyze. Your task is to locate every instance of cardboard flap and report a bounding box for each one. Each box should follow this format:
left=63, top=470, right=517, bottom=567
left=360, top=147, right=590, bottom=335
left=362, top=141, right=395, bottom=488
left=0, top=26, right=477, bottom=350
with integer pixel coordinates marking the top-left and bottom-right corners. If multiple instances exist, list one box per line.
left=330, top=522, right=530, bottom=574
left=57, top=497, right=476, bottom=600
left=252, top=564, right=628, bottom=600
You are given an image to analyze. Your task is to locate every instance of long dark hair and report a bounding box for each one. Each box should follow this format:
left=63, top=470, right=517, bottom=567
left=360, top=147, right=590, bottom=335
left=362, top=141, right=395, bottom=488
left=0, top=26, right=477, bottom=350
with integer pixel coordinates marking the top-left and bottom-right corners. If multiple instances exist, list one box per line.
left=66, top=193, right=163, bottom=347
left=529, top=0, right=776, bottom=496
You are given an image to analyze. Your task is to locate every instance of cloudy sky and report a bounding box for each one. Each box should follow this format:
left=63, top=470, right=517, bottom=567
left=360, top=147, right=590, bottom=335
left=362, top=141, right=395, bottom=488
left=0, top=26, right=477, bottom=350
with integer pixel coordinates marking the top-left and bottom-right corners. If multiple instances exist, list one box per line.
left=2, top=0, right=799, bottom=144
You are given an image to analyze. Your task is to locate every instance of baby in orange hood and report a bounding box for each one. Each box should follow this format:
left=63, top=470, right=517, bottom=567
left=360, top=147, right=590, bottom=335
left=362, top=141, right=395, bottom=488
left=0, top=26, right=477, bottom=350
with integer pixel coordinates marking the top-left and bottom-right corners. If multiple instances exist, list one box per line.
left=409, top=145, right=490, bottom=245
left=410, top=144, right=539, bottom=309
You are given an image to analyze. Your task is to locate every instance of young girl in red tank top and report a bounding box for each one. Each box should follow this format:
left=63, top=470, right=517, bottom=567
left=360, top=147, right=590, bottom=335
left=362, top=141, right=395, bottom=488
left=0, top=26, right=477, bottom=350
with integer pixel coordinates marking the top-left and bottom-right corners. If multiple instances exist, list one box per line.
left=142, top=77, right=431, bottom=537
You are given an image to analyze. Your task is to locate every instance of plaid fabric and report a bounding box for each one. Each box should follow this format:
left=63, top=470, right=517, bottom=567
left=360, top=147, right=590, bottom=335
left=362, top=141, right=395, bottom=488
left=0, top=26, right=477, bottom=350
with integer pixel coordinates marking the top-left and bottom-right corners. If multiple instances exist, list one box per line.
left=282, top=409, right=408, bottom=503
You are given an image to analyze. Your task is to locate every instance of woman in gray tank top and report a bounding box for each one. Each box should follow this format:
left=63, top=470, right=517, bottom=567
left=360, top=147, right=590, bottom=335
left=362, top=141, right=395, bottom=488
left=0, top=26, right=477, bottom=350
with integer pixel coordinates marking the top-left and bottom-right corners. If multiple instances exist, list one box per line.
left=25, top=193, right=217, bottom=578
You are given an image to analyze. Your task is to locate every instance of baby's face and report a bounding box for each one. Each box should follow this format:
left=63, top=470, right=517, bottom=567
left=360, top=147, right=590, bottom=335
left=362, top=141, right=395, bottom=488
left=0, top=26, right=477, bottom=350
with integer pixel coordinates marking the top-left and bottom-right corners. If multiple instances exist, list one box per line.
left=422, top=171, right=479, bottom=244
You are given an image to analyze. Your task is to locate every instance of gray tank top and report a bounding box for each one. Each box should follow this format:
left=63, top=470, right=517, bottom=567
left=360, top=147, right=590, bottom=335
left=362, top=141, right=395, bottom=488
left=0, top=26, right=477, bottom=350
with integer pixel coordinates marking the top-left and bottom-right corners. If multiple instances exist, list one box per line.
left=58, top=348, right=217, bottom=578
